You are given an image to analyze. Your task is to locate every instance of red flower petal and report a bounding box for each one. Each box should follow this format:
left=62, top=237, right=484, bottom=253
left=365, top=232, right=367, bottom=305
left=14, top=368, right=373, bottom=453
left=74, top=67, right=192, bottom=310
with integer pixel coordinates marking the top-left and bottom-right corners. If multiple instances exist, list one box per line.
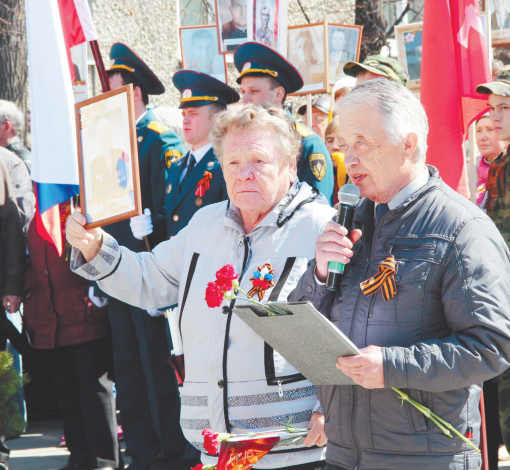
left=216, top=264, right=239, bottom=291
left=205, top=282, right=223, bottom=308
left=202, top=428, right=220, bottom=454
left=191, top=465, right=204, bottom=470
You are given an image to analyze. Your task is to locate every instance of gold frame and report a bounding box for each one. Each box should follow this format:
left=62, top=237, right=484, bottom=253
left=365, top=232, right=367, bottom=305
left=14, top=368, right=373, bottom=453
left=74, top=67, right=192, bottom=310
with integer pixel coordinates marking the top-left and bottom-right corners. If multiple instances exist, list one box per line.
left=394, top=21, right=423, bottom=93
left=288, top=22, right=329, bottom=96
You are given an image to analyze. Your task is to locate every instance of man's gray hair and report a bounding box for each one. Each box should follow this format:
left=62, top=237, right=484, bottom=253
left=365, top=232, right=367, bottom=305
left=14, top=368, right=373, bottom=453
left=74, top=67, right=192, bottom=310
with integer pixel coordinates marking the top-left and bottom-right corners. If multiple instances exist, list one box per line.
left=0, top=100, right=24, bottom=137
left=210, top=103, right=302, bottom=165
left=337, top=79, right=429, bottom=162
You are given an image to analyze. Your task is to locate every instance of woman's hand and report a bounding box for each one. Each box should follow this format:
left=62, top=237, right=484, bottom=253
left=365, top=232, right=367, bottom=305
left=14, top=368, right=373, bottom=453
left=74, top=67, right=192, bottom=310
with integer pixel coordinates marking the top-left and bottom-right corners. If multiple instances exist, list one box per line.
left=66, top=211, right=103, bottom=262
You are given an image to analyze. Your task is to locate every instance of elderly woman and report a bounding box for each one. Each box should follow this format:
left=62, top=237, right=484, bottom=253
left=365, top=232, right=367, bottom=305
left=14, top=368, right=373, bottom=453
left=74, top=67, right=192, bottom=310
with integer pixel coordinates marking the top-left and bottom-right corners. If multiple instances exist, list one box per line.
left=290, top=79, right=510, bottom=470
left=66, top=104, right=335, bottom=470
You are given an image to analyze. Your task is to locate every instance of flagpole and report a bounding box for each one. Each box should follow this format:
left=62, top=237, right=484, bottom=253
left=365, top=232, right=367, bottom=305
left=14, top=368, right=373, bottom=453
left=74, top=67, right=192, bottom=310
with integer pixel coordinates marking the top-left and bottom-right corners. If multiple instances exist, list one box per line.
left=89, top=40, right=111, bottom=93
left=88, top=39, right=153, bottom=252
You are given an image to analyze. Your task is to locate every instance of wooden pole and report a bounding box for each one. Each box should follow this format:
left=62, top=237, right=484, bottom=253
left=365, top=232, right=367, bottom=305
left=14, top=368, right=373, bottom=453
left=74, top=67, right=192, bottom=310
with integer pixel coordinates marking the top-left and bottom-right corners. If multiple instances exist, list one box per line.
left=88, top=39, right=152, bottom=252
left=306, top=94, right=312, bottom=128
left=468, top=122, right=476, bottom=204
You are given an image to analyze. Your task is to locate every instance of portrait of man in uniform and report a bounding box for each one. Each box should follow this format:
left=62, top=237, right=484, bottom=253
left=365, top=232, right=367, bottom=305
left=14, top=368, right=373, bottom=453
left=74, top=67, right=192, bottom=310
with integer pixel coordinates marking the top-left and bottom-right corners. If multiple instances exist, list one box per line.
left=77, top=87, right=140, bottom=227
left=217, top=0, right=248, bottom=52
left=90, top=118, right=127, bottom=201
left=255, top=1, right=274, bottom=47
left=181, top=26, right=227, bottom=83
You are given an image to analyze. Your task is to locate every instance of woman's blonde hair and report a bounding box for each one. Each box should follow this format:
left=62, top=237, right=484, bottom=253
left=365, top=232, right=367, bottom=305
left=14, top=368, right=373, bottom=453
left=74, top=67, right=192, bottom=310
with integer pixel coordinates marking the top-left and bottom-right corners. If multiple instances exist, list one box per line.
left=210, top=103, right=302, bottom=165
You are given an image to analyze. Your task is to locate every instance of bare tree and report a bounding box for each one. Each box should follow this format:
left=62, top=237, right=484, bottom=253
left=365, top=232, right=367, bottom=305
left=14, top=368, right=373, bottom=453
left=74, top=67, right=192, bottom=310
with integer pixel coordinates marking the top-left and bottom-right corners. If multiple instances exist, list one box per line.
left=355, top=0, right=386, bottom=60
left=0, top=0, right=28, bottom=143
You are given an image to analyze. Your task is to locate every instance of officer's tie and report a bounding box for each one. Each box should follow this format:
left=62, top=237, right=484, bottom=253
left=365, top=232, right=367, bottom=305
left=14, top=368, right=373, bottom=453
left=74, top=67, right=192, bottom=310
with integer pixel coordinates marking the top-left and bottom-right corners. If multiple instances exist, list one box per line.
left=375, top=202, right=390, bottom=225
left=179, top=154, right=196, bottom=190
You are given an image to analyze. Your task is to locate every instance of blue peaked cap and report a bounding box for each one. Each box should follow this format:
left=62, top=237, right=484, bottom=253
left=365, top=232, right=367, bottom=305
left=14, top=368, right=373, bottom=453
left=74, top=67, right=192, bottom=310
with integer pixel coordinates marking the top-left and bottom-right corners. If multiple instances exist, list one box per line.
left=233, top=42, right=304, bottom=94
left=172, top=70, right=240, bottom=108
left=108, top=42, right=165, bottom=95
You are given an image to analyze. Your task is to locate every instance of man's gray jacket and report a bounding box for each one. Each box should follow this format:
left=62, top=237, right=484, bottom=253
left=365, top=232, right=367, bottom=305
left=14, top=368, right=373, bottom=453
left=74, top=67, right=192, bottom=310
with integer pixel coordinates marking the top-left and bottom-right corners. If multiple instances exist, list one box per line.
left=289, top=166, right=510, bottom=470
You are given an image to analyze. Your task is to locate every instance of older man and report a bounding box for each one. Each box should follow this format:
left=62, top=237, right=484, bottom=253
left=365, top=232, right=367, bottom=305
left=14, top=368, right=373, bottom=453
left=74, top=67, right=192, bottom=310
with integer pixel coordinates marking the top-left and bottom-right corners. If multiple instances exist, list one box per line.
left=66, top=104, right=335, bottom=470
left=0, top=100, right=31, bottom=172
left=289, top=79, right=510, bottom=470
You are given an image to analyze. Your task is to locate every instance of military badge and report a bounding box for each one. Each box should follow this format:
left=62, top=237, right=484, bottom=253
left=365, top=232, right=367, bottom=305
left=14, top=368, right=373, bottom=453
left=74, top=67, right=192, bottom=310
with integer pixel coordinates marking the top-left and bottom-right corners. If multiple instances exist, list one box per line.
left=242, top=62, right=252, bottom=73
left=183, top=89, right=193, bottom=99
left=309, top=153, right=327, bottom=181
left=165, top=150, right=182, bottom=169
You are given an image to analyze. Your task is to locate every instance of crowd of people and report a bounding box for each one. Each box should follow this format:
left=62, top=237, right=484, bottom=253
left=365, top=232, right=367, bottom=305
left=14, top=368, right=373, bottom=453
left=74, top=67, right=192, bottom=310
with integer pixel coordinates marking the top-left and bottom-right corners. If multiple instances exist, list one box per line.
left=1, top=38, right=510, bottom=470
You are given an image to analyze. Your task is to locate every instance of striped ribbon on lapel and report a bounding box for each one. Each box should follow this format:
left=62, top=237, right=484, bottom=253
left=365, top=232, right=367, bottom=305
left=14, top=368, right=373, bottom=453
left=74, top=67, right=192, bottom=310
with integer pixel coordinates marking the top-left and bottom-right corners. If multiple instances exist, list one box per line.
left=359, top=255, right=397, bottom=301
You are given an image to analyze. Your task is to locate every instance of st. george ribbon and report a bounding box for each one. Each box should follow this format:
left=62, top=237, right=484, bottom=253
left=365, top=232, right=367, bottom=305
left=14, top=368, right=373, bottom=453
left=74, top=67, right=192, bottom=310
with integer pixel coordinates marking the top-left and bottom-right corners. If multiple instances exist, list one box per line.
left=326, top=184, right=361, bottom=291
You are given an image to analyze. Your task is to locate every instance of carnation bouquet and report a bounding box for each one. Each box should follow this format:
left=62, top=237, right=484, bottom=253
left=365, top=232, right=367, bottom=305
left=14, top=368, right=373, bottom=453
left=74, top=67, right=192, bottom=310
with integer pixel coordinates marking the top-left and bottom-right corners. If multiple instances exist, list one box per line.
left=193, top=422, right=310, bottom=470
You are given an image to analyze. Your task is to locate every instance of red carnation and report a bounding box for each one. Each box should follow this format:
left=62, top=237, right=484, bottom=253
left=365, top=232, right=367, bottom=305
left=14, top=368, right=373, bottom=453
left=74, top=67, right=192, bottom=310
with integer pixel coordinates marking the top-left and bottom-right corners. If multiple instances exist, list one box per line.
left=215, top=264, right=239, bottom=291
left=205, top=282, right=223, bottom=308
left=202, top=428, right=220, bottom=455
left=191, top=465, right=204, bottom=470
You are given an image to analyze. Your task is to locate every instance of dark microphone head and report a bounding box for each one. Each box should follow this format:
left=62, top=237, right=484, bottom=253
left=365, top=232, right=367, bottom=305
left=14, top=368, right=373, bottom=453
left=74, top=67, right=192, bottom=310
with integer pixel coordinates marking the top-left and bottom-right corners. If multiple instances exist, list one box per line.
left=337, top=184, right=360, bottom=207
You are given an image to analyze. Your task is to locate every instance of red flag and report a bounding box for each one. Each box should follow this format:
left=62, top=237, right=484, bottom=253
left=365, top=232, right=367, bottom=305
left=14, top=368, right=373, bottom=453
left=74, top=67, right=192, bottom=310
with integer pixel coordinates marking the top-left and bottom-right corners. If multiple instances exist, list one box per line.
left=421, top=0, right=491, bottom=198
left=217, top=437, right=280, bottom=470
left=55, top=0, right=97, bottom=81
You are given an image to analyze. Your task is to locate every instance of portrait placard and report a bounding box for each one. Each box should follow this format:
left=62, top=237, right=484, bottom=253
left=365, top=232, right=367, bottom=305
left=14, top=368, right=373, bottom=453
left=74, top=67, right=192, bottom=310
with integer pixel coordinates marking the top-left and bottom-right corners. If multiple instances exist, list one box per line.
left=395, top=22, right=423, bottom=93
left=288, top=22, right=328, bottom=95
left=215, top=0, right=253, bottom=53
left=71, top=43, right=89, bottom=103
left=252, top=0, right=288, bottom=55
left=180, top=25, right=228, bottom=83
left=326, top=23, right=362, bottom=86
left=75, top=85, right=141, bottom=229
left=490, top=0, right=510, bottom=46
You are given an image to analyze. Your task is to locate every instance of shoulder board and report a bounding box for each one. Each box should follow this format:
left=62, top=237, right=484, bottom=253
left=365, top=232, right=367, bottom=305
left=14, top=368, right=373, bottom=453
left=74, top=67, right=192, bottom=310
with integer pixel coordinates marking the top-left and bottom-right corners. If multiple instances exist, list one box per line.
left=148, top=121, right=169, bottom=134
left=294, top=122, right=315, bottom=139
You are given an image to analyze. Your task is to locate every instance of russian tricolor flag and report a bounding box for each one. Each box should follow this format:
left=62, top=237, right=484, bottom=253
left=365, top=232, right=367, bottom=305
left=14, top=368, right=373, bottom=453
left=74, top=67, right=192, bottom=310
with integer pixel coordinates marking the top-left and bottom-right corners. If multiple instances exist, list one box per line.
left=26, top=0, right=97, bottom=254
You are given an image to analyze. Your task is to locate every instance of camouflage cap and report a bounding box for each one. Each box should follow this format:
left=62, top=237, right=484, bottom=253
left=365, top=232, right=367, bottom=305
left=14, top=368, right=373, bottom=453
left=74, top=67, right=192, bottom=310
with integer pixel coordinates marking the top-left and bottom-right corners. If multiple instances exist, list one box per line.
left=476, top=65, right=510, bottom=96
left=343, top=55, right=409, bottom=87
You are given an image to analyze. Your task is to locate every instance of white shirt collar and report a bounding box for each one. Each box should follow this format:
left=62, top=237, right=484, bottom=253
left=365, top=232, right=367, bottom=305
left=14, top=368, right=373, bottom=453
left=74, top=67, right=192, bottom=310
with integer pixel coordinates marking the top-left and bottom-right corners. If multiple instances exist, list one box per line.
left=135, top=110, right=147, bottom=125
left=374, top=167, right=430, bottom=217
left=190, top=142, right=213, bottom=164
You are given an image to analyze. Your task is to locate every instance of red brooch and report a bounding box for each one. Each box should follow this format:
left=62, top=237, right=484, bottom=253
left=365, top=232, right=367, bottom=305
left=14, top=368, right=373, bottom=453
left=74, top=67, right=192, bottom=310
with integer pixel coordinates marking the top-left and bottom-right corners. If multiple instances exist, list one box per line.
left=195, top=171, right=212, bottom=197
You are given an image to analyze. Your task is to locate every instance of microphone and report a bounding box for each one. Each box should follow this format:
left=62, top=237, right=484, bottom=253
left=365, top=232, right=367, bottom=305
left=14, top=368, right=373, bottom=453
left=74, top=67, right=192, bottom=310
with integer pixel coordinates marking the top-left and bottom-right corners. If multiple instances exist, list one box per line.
left=326, top=183, right=360, bottom=291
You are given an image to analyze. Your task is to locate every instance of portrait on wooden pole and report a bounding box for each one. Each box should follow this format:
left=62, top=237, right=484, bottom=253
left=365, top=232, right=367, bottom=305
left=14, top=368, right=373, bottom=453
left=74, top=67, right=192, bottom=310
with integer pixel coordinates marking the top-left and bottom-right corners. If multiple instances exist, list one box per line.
left=75, top=84, right=141, bottom=229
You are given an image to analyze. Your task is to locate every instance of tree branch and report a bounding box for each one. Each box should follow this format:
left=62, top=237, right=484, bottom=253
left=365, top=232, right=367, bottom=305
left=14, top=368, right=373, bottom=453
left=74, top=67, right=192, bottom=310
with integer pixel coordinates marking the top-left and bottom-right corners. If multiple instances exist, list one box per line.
left=296, top=0, right=311, bottom=23
left=385, top=0, right=412, bottom=36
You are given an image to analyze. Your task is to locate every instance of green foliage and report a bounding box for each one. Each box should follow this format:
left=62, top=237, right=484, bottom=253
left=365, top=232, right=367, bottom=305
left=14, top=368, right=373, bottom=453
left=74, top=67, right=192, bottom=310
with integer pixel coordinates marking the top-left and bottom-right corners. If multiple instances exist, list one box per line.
left=0, top=351, right=29, bottom=437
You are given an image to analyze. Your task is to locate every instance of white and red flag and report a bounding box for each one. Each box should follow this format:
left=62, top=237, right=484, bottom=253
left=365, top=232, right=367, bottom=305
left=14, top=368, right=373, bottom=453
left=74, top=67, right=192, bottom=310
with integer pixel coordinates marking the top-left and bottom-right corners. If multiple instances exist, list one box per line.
left=26, top=0, right=97, bottom=255
left=420, top=0, right=491, bottom=198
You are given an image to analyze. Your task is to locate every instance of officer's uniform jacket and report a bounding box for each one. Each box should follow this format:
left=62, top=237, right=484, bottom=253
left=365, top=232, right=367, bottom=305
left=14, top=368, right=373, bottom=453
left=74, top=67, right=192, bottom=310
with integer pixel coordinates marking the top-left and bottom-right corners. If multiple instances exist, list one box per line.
left=166, top=146, right=228, bottom=238
left=103, top=109, right=185, bottom=251
left=71, top=181, right=335, bottom=469
left=295, top=123, right=334, bottom=206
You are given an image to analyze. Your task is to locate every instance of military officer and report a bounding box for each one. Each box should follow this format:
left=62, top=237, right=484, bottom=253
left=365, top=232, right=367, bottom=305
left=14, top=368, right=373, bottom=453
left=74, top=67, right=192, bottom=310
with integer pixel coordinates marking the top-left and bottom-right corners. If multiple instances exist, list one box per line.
left=102, top=43, right=189, bottom=470
left=130, top=71, right=237, bottom=241
left=233, top=42, right=334, bottom=205
left=167, top=71, right=238, bottom=236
